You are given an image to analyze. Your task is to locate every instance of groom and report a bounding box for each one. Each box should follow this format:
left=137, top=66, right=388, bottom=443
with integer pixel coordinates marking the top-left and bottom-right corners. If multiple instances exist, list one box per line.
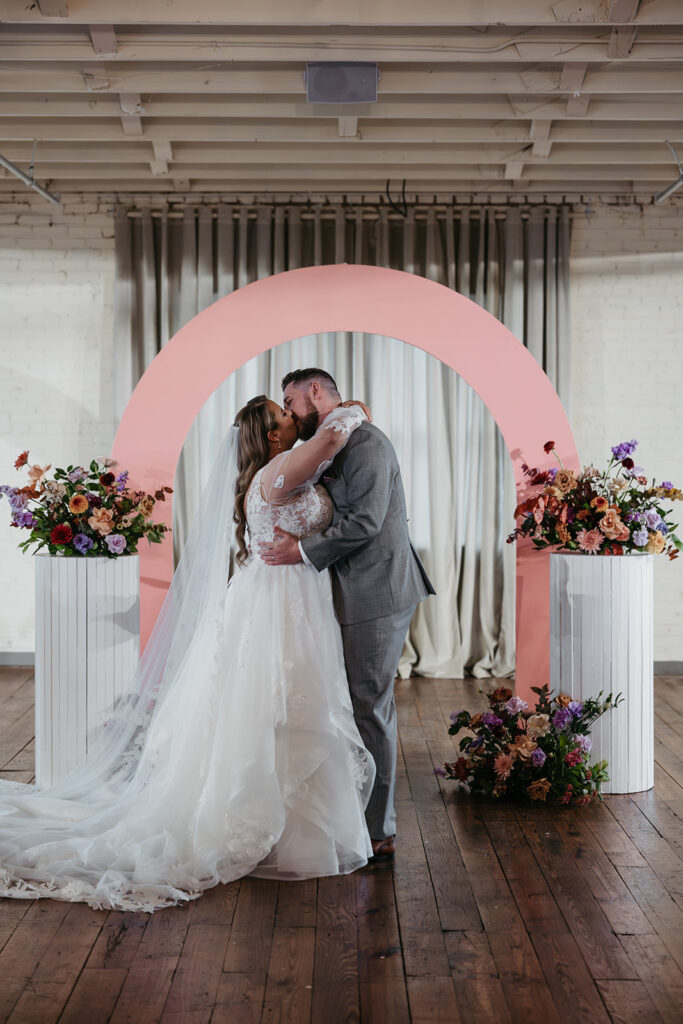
left=258, top=368, right=435, bottom=864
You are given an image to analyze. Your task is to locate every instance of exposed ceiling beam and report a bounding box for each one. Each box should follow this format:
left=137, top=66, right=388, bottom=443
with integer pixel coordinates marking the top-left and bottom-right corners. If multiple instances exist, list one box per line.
left=36, top=0, right=68, bottom=15
left=0, top=118, right=680, bottom=145
left=3, top=94, right=682, bottom=122
left=3, top=66, right=683, bottom=95
left=608, top=0, right=641, bottom=19
left=81, top=63, right=110, bottom=92
left=338, top=116, right=358, bottom=138
left=1, top=0, right=676, bottom=25
left=152, top=140, right=173, bottom=162
left=567, top=94, right=591, bottom=116
left=2, top=33, right=683, bottom=64
left=88, top=24, right=118, bottom=55
left=2, top=140, right=673, bottom=166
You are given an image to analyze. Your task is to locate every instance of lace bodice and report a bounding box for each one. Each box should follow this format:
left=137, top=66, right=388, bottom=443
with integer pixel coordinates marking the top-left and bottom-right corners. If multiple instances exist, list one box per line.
left=245, top=472, right=334, bottom=549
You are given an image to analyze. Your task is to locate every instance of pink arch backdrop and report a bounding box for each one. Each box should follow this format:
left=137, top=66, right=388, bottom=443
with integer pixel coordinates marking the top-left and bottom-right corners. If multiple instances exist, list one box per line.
left=111, top=264, right=579, bottom=703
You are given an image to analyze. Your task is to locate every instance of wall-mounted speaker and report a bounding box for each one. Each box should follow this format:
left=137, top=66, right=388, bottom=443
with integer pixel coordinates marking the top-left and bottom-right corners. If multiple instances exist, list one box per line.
left=305, top=62, right=379, bottom=103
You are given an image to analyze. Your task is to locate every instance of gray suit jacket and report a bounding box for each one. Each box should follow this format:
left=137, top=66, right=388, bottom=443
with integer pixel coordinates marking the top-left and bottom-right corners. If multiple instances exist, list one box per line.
left=300, top=421, right=435, bottom=625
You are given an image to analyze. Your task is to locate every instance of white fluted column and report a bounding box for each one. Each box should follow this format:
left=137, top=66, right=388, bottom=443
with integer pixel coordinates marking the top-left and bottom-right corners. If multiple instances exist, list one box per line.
left=550, top=552, right=654, bottom=794
left=34, top=553, right=140, bottom=787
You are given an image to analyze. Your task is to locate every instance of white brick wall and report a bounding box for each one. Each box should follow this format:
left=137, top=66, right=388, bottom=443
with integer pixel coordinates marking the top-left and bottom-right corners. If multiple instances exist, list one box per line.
left=0, top=194, right=681, bottom=661
left=0, top=196, right=115, bottom=651
left=570, top=202, right=683, bottom=664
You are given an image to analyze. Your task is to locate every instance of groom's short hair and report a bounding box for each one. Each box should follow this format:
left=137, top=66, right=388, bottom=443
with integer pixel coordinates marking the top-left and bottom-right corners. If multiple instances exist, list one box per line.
left=281, top=368, right=340, bottom=397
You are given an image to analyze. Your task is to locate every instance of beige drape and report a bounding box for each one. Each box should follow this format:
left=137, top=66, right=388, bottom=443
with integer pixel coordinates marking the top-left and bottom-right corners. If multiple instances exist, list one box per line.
left=114, top=202, right=571, bottom=678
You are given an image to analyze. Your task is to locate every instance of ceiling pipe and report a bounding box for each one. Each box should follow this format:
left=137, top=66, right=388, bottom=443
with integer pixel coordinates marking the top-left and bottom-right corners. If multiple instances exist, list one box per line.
left=0, top=152, right=61, bottom=206
left=654, top=141, right=683, bottom=206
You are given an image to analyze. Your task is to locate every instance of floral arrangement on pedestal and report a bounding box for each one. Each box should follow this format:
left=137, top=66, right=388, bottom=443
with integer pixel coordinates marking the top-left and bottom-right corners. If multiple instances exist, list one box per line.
left=507, top=439, right=681, bottom=558
left=436, top=685, right=623, bottom=805
left=1, top=450, right=171, bottom=558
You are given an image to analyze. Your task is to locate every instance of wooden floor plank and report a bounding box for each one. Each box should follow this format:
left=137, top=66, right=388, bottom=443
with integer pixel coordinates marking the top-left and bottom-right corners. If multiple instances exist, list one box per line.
left=311, top=874, right=359, bottom=1024
left=59, top=967, right=128, bottom=1024
left=260, top=924, right=315, bottom=1024
left=5, top=903, right=106, bottom=1024
left=356, top=869, right=410, bottom=1024
left=161, top=923, right=231, bottom=1020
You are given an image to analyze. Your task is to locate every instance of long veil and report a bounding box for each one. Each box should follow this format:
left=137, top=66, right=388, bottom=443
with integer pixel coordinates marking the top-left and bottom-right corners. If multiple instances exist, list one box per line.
left=1, top=426, right=240, bottom=806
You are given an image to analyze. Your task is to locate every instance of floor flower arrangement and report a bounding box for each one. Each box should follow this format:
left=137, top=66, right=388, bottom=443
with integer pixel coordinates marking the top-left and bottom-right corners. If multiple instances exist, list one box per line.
left=437, top=684, right=623, bottom=805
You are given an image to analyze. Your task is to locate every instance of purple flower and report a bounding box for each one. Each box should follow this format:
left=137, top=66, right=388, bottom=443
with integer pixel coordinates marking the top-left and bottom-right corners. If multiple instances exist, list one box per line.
left=115, top=470, right=129, bottom=494
left=611, top=439, right=638, bottom=460
left=105, top=533, right=127, bottom=555
left=467, top=737, right=485, bottom=752
left=659, top=521, right=669, bottom=535
left=505, top=696, right=528, bottom=714
left=531, top=748, right=547, bottom=767
left=644, top=509, right=661, bottom=529
left=575, top=734, right=592, bottom=753
left=85, top=492, right=102, bottom=508
left=633, top=528, right=648, bottom=546
left=67, top=468, right=86, bottom=482
left=13, top=509, right=36, bottom=528
left=553, top=707, right=572, bottom=731
left=547, top=467, right=557, bottom=481
left=661, top=481, right=673, bottom=490
left=481, top=711, right=503, bottom=728
left=433, top=767, right=446, bottom=778
left=568, top=701, right=584, bottom=718
left=73, top=533, right=94, bottom=554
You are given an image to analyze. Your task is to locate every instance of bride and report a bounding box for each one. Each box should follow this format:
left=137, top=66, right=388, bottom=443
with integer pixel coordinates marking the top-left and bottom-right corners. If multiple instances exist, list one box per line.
left=0, top=395, right=375, bottom=911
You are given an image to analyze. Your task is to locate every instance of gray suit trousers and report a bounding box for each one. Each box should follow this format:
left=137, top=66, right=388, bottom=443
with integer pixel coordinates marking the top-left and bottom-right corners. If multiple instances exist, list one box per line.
left=341, top=603, right=417, bottom=840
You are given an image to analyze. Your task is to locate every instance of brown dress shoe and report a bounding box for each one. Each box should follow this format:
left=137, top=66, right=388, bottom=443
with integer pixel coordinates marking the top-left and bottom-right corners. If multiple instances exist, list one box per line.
left=367, top=835, right=396, bottom=865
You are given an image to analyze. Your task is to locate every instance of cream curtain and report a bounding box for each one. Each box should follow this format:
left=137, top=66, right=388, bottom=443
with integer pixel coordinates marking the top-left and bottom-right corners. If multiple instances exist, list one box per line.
left=114, top=202, right=571, bottom=678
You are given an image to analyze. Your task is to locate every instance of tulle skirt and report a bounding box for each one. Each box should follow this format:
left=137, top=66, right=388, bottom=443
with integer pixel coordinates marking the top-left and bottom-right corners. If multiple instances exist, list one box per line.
left=0, top=558, right=375, bottom=911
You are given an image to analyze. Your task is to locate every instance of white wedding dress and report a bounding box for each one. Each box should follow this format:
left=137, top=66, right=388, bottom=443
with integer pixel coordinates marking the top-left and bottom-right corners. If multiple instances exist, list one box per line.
left=0, top=406, right=374, bottom=911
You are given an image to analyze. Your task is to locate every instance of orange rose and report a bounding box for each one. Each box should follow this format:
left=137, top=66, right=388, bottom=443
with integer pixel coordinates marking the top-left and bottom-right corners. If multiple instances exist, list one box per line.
left=554, top=469, right=577, bottom=494
left=599, top=509, right=627, bottom=541
left=590, top=496, right=609, bottom=511
left=527, top=778, right=551, bottom=801
left=88, top=507, right=114, bottom=535
left=511, top=735, right=538, bottom=760
left=555, top=693, right=572, bottom=708
left=646, top=530, right=666, bottom=554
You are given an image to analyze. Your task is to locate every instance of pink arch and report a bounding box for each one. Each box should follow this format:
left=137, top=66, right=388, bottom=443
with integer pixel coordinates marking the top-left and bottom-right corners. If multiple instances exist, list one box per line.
left=111, top=264, right=579, bottom=702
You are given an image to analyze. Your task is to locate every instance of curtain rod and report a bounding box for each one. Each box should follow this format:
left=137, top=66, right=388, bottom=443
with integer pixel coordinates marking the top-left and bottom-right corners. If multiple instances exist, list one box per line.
left=123, top=206, right=562, bottom=221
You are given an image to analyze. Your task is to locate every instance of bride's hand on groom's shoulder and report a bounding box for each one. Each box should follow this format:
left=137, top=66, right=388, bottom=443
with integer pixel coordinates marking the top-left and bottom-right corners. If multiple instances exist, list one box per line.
left=340, top=399, right=372, bottom=422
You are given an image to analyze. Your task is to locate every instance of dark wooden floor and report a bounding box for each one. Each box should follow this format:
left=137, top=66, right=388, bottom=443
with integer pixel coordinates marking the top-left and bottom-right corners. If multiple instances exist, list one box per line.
left=0, top=667, right=682, bottom=1024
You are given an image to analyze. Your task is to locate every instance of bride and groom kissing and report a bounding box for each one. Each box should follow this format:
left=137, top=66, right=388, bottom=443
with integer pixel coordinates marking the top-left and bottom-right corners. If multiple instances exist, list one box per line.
left=0, top=367, right=434, bottom=911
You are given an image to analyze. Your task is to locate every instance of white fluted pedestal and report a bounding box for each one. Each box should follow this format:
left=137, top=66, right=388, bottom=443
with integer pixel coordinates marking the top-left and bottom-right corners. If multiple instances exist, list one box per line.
left=34, top=553, right=140, bottom=787
left=550, top=552, right=654, bottom=794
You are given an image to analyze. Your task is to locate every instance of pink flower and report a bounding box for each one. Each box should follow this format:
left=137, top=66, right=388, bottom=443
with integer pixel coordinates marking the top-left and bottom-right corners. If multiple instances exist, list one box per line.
left=494, top=753, right=513, bottom=779
left=577, top=528, right=605, bottom=554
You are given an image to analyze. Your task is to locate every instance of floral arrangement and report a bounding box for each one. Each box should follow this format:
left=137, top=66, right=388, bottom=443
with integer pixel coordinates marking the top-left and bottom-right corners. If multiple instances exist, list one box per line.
left=436, top=684, right=623, bottom=805
left=0, top=450, right=172, bottom=558
left=507, top=439, right=681, bottom=558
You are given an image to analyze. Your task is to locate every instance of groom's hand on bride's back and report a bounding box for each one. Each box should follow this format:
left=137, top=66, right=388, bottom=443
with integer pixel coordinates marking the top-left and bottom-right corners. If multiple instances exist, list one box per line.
left=257, top=526, right=303, bottom=566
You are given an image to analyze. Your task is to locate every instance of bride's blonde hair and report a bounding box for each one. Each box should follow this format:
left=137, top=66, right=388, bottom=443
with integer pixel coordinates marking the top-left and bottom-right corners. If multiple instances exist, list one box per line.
left=233, top=395, right=277, bottom=565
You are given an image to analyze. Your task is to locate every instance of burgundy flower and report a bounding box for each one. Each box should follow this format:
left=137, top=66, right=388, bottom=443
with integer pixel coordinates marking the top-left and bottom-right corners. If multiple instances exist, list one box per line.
left=621, top=457, right=634, bottom=470
left=50, top=523, right=73, bottom=545
left=543, top=441, right=555, bottom=453
left=14, top=450, right=29, bottom=469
